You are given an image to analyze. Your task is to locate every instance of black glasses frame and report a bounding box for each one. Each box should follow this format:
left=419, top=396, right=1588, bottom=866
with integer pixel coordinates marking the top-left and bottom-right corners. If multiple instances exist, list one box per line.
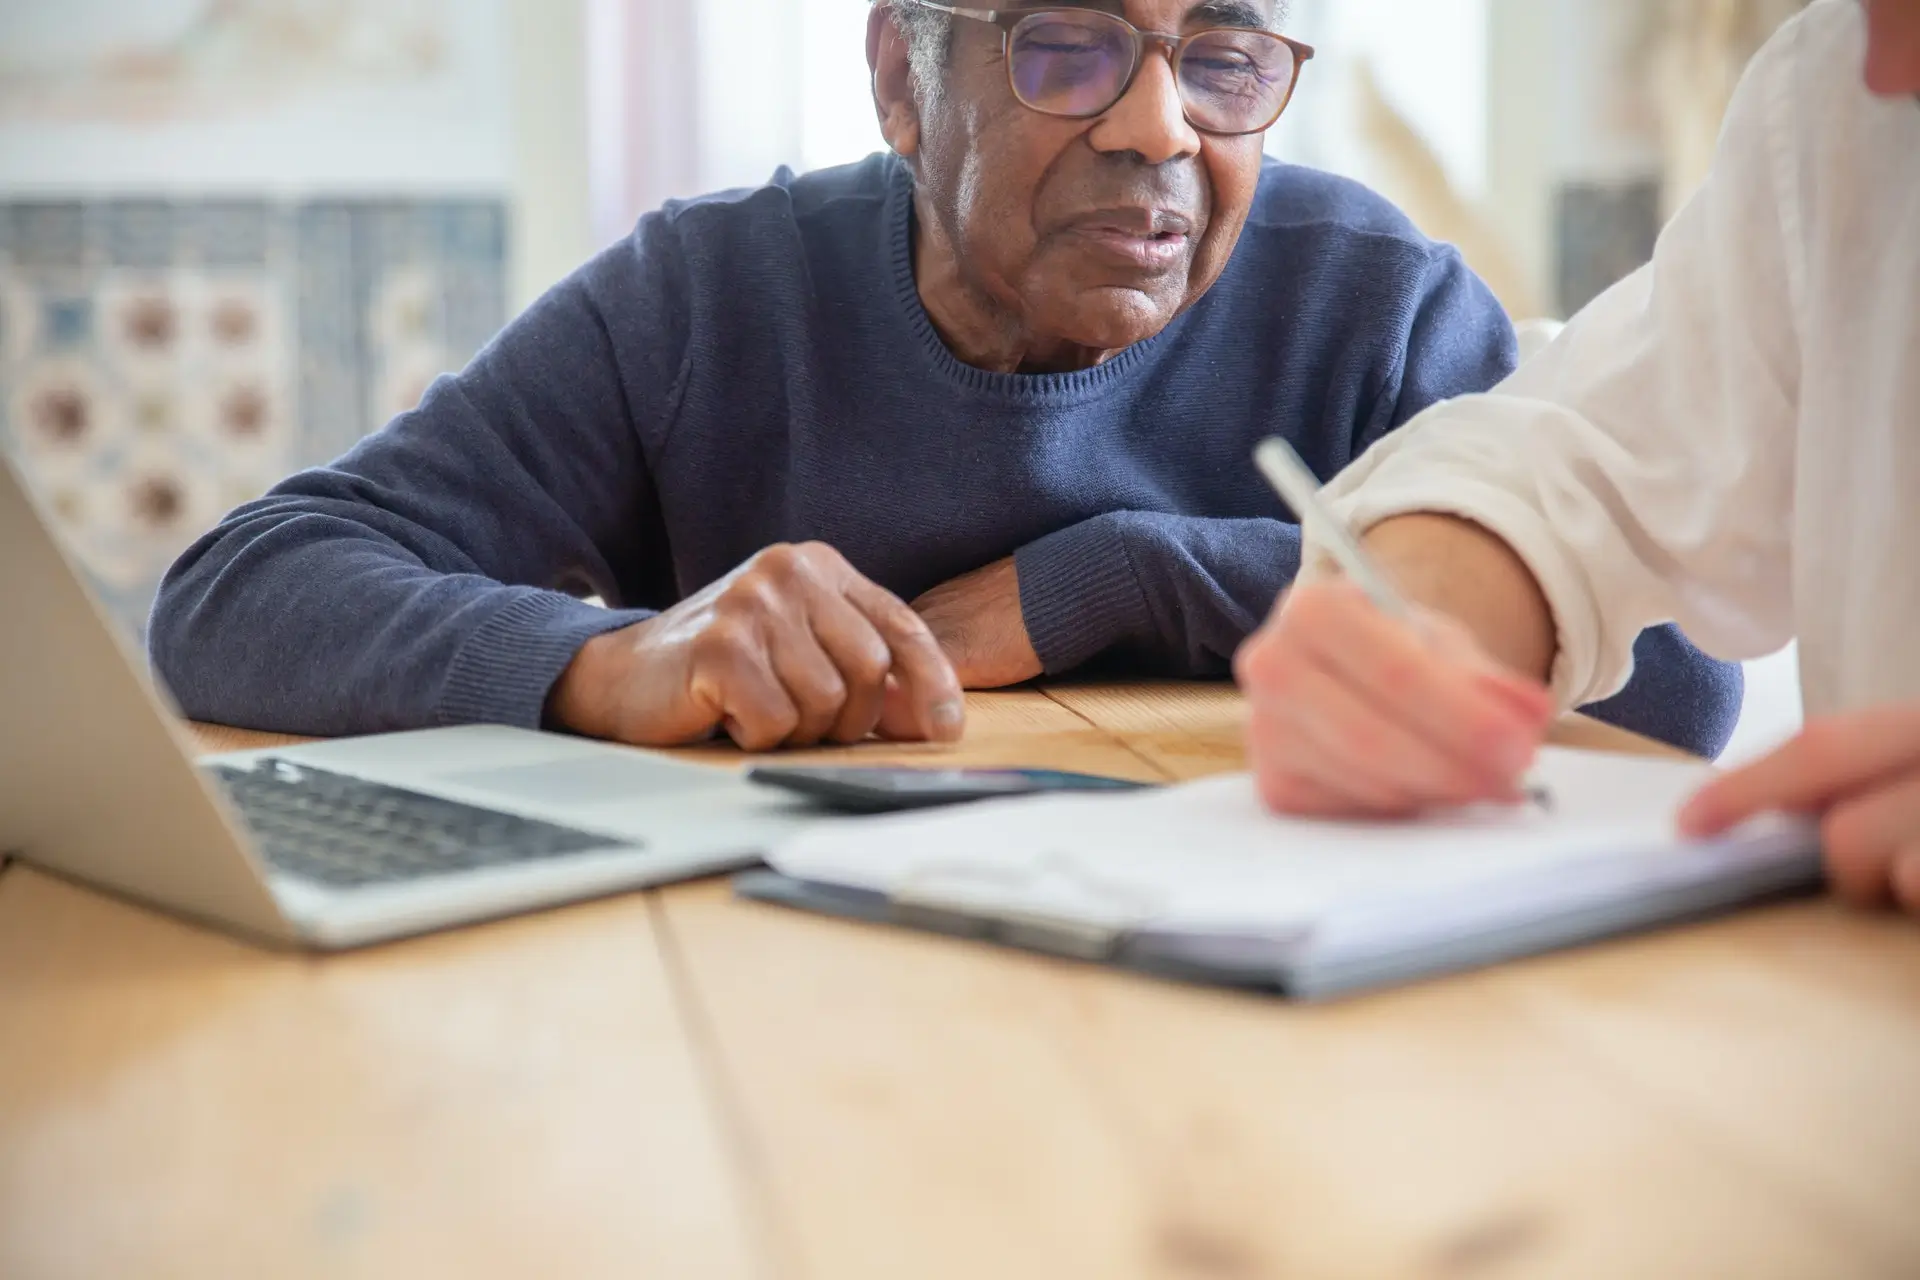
left=905, top=1, right=1316, bottom=136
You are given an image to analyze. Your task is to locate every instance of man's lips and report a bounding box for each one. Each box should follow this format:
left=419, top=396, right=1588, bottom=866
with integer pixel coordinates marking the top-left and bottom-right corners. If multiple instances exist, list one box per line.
left=1066, top=207, right=1196, bottom=269
left=1079, top=206, right=1195, bottom=237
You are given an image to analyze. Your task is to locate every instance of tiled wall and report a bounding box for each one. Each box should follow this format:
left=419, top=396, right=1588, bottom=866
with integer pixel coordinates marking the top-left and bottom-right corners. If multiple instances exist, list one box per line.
left=0, top=198, right=507, bottom=634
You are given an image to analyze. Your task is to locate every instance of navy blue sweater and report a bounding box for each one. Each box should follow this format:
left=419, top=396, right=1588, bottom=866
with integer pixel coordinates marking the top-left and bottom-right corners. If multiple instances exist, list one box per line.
left=150, top=154, right=1742, bottom=754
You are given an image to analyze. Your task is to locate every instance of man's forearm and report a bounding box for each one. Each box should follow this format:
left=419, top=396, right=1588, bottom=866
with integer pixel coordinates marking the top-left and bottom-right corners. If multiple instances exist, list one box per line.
left=1016, top=511, right=1303, bottom=678
left=1359, top=513, right=1557, bottom=683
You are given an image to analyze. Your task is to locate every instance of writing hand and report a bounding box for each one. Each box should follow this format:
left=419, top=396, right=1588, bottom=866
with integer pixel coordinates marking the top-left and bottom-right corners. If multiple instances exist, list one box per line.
left=1236, top=580, right=1557, bottom=818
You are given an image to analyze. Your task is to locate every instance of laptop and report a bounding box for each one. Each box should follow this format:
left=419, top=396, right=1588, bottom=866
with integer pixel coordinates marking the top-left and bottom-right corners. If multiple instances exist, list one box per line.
left=0, top=455, right=819, bottom=949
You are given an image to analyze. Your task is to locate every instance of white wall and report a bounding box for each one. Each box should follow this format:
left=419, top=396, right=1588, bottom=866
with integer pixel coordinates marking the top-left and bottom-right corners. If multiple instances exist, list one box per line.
left=507, top=0, right=593, bottom=307
left=0, top=0, right=513, bottom=196
left=0, top=0, right=589, bottom=311
left=1485, top=0, right=1664, bottom=312
left=699, top=0, right=805, bottom=187
left=799, top=0, right=883, bottom=172
left=1283, top=0, right=1489, bottom=198
left=1485, top=0, right=1556, bottom=308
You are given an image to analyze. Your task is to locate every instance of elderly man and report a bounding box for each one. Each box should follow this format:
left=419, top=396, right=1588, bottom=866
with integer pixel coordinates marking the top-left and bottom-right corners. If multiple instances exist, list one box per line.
left=1237, top=0, right=1920, bottom=912
left=150, top=0, right=1739, bottom=753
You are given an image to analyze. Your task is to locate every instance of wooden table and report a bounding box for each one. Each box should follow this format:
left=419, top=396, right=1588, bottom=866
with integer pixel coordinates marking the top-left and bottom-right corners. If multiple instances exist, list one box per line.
left=3, top=684, right=1917, bottom=1279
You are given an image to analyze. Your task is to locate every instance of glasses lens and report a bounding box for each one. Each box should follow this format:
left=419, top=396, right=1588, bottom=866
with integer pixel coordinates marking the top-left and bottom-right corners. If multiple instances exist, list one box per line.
left=1009, top=11, right=1135, bottom=117
left=1178, top=30, right=1296, bottom=133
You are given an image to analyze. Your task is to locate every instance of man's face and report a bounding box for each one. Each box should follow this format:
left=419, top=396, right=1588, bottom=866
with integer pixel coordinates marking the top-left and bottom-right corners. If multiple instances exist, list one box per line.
left=1863, top=0, right=1920, bottom=95
left=911, top=0, right=1280, bottom=360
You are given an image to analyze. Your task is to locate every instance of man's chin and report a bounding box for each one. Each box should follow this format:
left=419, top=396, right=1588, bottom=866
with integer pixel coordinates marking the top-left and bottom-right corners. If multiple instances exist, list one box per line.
left=1039, top=289, right=1185, bottom=354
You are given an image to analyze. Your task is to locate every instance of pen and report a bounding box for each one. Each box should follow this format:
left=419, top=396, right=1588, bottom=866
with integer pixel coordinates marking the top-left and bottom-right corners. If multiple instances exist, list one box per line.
left=1252, top=437, right=1411, bottom=621
left=1251, top=436, right=1554, bottom=813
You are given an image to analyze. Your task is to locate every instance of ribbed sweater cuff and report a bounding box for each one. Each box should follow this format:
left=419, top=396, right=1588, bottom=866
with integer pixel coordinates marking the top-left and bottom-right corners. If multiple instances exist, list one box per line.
left=436, top=592, right=655, bottom=729
left=1015, top=516, right=1155, bottom=675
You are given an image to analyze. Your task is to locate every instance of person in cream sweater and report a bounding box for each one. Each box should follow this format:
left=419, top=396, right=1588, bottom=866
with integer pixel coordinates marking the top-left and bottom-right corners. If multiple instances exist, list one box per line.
left=1234, top=0, right=1920, bottom=914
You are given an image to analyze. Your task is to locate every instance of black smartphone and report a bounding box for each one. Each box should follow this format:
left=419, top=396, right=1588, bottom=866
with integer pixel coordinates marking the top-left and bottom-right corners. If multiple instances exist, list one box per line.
left=744, top=765, right=1151, bottom=814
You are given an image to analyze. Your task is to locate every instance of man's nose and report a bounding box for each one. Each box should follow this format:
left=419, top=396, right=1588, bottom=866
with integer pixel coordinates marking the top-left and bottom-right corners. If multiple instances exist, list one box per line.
left=1087, top=46, right=1202, bottom=165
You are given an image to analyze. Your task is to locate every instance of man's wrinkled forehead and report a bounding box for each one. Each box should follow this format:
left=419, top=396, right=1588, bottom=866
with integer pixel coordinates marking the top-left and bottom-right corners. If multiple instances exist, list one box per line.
left=1038, top=0, right=1288, bottom=31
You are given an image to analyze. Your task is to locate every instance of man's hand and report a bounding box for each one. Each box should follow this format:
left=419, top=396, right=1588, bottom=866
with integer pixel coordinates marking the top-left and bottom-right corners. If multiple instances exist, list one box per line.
left=1235, top=580, right=1558, bottom=818
left=1681, top=703, right=1920, bottom=914
left=911, top=557, right=1044, bottom=689
left=547, top=542, right=966, bottom=751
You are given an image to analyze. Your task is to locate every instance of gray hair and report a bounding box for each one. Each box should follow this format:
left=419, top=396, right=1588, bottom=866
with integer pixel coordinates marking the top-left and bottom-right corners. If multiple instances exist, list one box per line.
left=880, top=0, right=952, bottom=100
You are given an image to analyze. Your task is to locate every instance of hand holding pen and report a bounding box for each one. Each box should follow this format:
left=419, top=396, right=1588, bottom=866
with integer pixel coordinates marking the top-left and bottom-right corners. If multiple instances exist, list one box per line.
left=1236, top=439, right=1558, bottom=819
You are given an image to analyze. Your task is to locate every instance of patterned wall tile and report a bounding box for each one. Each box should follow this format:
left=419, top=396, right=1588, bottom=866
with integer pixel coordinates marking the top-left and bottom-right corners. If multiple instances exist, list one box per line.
left=11, top=203, right=88, bottom=269
left=0, top=197, right=508, bottom=636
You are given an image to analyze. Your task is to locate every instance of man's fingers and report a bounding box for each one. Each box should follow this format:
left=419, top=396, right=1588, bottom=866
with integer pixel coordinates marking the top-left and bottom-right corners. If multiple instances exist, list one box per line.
left=691, top=545, right=963, bottom=749
left=699, top=641, right=801, bottom=752
left=847, top=577, right=965, bottom=742
left=875, top=675, right=920, bottom=743
left=1682, top=707, right=1920, bottom=837
left=763, top=623, right=850, bottom=748
left=805, top=592, right=894, bottom=744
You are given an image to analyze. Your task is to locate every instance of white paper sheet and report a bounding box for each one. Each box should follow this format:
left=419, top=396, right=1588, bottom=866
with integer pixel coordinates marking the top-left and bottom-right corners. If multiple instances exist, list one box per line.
left=766, top=747, right=1815, bottom=942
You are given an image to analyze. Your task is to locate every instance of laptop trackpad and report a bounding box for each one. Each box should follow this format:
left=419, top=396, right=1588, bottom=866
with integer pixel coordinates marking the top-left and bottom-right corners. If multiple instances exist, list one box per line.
left=440, top=755, right=742, bottom=808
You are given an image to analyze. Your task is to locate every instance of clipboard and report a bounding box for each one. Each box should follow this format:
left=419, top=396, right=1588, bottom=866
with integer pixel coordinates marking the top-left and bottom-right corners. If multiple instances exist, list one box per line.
left=732, top=752, right=1826, bottom=1000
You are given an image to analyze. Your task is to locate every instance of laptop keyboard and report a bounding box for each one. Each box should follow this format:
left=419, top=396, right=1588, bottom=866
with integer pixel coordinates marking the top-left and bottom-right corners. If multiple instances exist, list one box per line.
left=208, top=758, right=630, bottom=889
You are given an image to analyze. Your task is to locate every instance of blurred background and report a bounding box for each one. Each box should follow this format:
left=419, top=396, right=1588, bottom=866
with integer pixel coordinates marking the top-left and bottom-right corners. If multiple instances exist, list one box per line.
left=0, top=0, right=1806, bottom=650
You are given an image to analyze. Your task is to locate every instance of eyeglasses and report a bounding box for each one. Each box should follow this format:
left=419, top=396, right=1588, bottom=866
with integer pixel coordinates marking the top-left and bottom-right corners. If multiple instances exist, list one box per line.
left=907, top=2, right=1314, bottom=137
